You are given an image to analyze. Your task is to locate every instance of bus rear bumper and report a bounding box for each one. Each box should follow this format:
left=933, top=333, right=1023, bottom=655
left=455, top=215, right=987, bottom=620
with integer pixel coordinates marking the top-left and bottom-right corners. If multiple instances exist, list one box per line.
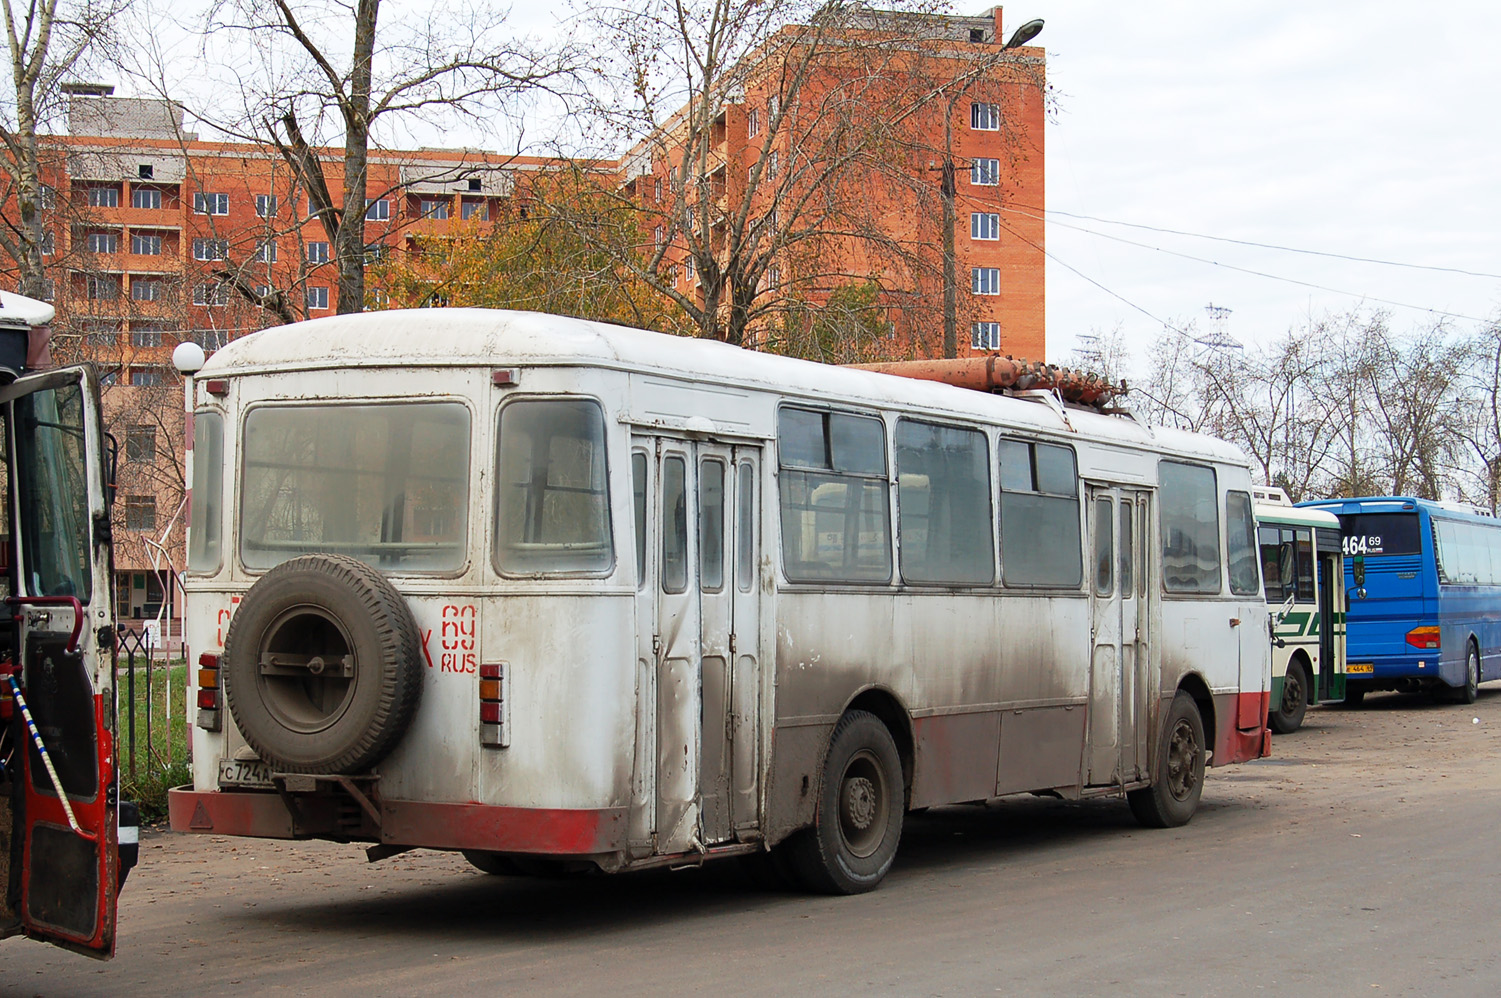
left=168, top=785, right=629, bottom=855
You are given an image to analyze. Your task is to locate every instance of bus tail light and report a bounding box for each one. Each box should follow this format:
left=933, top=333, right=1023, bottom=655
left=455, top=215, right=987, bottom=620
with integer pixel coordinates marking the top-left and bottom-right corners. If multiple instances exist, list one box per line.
left=1405, top=626, right=1441, bottom=650
left=196, top=652, right=222, bottom=731
left=479, top=663, right=508, bottom=748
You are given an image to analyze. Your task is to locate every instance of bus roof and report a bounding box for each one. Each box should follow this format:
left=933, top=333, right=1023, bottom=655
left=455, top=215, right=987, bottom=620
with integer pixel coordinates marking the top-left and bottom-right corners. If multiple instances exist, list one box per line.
left=1299, top=496, right=1499, bottom=524
left=1254, top=502, right=1339, bottom=529
left=198, top=308, right=1250, bottom=466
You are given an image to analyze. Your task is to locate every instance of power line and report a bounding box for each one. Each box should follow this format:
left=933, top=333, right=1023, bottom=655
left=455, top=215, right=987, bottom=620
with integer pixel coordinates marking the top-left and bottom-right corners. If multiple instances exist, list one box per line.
left=1013, top=204, right=1501, bottom=281
left=1008, top=206, right=1492, bottom=324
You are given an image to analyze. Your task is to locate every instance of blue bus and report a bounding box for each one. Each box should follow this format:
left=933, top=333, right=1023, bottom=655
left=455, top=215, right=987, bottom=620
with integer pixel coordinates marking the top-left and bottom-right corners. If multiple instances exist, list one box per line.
left=1298, top=497, right=1501, bottom=705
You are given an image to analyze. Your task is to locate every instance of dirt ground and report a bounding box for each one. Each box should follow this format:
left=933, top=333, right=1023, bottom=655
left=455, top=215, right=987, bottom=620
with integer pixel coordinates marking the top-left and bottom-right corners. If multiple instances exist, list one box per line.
left=6, top=688, right=1501, bottom=997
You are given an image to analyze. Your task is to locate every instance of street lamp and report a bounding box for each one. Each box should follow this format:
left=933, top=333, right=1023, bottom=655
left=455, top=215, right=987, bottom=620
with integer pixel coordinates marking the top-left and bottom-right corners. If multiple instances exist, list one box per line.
left=937, top=18, right=1043, bottom=358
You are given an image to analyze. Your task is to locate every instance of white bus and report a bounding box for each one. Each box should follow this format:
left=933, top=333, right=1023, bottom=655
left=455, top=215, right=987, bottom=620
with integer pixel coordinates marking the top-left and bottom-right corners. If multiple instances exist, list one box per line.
left=1253, top=489, right=1346, bottom=732
left=168, top=309, right=1270, bottom=894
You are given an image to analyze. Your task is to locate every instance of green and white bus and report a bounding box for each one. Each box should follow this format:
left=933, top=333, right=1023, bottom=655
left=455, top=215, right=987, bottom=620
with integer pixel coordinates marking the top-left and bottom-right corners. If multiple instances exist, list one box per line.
left=1254, top=488, right=1346, bottom=733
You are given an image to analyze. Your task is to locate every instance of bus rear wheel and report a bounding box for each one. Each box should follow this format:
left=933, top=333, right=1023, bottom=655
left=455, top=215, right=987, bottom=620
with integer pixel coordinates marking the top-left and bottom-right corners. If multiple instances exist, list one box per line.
left=1128, top=692, right=1205, bottom=829
left=786, top=710, right=905, bottom=895
left=1269, top=659, right=1309, bottom=734
left=1449, top=642, right=1481, bottom=705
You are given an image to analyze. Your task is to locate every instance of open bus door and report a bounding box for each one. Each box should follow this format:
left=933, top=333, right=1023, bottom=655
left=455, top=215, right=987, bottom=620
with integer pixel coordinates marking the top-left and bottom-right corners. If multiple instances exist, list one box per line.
left=1316, top=540, right=1346, bottom=703
left=0, top=364, right=123, bottom=959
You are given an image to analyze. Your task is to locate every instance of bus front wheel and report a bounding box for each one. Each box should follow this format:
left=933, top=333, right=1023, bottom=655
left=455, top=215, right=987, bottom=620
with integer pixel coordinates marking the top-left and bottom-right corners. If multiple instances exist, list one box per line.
left=1269, top=659, right=1309, bottom=734
left=786, top=710, right=905, bottom=895
left=1128, top=692, right=1205, bottom=829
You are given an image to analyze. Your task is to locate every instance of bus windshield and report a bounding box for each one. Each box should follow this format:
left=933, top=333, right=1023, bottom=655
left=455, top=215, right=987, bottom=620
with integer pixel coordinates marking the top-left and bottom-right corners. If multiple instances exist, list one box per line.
left=1339, top=512, right=1421, bottom=557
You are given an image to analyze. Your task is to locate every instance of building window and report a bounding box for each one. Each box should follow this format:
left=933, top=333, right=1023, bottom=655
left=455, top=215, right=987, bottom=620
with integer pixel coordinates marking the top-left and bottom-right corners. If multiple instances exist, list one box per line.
left=460, top=199, right=487, bottom=221
left=193, top=192, right=229, bottom=215
left=131, top=325, right=164, bottom=346
left=971, top=267, right=1000, bottom=295
left=256, top=194, right=278, bottom=218
left=37, top=278, right=54, bottom=301
left=654, top=225, right=665, bottom=247
left=364, top=243, right=388, bottom=264
left=131, top=279, right=163, bottom=302
left=129, top=368, right=163, bottom=387
left=86, top=185, right=120, bottom=208
left=193, top=238, right=228, bottom=261
left=766, top=265, right=781, bottom=289
left=306, top=286, right=329, bottom=310
left=970, top=159, right=1000, bottom=186
left=306, top=241, right=329, bottom=264
left=685, top=254, right=695, bottom=281
left=747, top=108, right=760, bottom=137
left=40, top=230, right=53, bottom=255
left=255, top=241, right=278, bottom=263
left=85, top=275, right=119, bottom=300
left=653, top=177, right=662, bottom=202
left=971, top=212, right=1000, bottom=240
left=191, top=329, right=228, bottom=350
left=766, top=150, right=779, bottom=179
left=124, top=495, right=156, bottom=530
left=971, top=321, right=1001, bottom=350
left=85, top=231, right=118, bottom=254
left=125, top=425, right=158, bottom=463
left=193, top=282, right=230, bottom=306
left=971, top=102, right=1001, bottom=130
left=131, top=232, right=162, bottom=255
left=39, top=185, right=55, bottom=210
left=132, top=187, right=162, bottom=209
left=769, top=94, right=780, bottom=118
left=420, top=198, right=450, bottom=219
left=83, top=323, right=118, bottom=346
left=365, top=198, right=390, bottom=221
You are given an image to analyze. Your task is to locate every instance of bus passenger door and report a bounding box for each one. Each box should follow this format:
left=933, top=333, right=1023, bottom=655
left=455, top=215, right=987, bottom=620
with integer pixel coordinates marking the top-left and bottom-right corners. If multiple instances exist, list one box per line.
left=696, top=443, right=763, bottom=845
left=0, top=366, right=119, bottom=958
left=1086, top=488, right=1123, bottom=785
left=1317, top=549, right=1346, bottom=701
left=1087, top=486, right=1150, bottom=787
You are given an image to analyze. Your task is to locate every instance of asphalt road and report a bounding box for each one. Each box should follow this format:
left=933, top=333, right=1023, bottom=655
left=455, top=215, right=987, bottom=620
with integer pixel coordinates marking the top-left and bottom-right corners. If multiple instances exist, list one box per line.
left=8, top=689, right=1501, bottom=997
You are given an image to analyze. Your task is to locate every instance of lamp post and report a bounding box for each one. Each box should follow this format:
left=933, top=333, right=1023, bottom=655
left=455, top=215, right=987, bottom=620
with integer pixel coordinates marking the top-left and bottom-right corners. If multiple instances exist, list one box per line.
left=938, top=18, right=1043, bottom=359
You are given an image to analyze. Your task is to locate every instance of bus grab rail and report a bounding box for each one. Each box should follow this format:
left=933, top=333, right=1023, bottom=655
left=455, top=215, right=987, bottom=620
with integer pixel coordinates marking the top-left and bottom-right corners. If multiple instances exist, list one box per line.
left=7, top=595, right=85, bottom=654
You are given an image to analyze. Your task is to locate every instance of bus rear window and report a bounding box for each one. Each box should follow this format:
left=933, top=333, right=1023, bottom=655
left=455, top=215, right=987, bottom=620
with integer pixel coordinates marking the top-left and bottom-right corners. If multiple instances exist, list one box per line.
left=1339, top=513, right=1421, bottom=557
left=495, top=399, right=613, bottom=574
left=240, top=402, right=471, bottom=572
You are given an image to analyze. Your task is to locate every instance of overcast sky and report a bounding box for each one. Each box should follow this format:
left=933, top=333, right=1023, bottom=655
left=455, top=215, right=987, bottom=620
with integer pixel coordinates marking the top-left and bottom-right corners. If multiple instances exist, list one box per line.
left=151, top=0, right=1501, bottom=368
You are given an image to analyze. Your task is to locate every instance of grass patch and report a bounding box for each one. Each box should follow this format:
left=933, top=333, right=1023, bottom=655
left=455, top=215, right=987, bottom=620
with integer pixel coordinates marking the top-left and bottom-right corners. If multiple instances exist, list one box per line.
left=118, top=661, right=190, bottom=820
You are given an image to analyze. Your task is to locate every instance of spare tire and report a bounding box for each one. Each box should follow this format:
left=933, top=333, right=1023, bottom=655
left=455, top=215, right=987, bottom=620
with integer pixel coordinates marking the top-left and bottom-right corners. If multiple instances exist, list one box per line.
left=222, top=554, right=424, bottom=774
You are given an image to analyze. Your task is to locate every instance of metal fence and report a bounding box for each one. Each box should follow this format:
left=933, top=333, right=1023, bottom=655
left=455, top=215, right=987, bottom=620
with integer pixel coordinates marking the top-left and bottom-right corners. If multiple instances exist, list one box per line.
left=117, top=627, right=189, bottom=792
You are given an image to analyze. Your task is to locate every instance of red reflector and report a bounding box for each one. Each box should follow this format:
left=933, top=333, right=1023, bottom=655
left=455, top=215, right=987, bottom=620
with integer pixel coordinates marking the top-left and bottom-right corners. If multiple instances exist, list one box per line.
left=205, top=379, right=229, bottom=396
left=198, top=652, right=221, bottom=668
left=480, top=663, right=502, bottom=679
left=480, top=701, right=502, bottom=724
left=197, top=689, right=220, bottom=709
left=491, top=369, right=517, bottom=387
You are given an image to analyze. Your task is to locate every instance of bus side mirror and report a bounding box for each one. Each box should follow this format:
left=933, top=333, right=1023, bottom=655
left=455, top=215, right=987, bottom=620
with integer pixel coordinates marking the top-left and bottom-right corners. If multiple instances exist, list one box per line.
left=1352, top=554, right=1365, bottom=587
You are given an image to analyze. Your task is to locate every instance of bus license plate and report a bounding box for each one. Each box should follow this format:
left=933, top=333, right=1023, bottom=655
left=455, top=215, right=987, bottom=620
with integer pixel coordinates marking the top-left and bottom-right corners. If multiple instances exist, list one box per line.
left=218, top=758, right=274, bottom=788
left=1347, top=663, right=1374, bottom=674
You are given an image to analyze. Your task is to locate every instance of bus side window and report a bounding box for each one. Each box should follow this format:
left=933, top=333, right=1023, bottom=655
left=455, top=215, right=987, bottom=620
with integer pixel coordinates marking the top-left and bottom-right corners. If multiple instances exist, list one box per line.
left=700, top=458, right=725, bottom=591
left=1094, top=497, right=1113, bottom=595
left=997, top=439, right=1081, bottom=588
left=632, top=452, right=647, bottom=589
left=1225, top=490, right=1259, bottom=596
left=1295, top=528, right=1315, bottom=601
left=1259, top=525, right=1283, bottom=602
left=736, top=461, right=755, bottom=592
left=662, top=455, right=687, bottom=593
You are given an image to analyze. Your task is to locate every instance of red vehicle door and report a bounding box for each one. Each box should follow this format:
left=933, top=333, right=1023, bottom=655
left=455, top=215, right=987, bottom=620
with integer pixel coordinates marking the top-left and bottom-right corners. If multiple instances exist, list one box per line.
left=0, top=365, right=119, bottom=958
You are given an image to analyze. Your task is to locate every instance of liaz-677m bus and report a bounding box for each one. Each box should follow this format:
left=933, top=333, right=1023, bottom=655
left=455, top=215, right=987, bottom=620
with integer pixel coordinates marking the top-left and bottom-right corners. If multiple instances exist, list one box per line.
left=1253, top=488, right=1345, bottom=733
left=168, top=309, right=1270, bottom=894
left=1300, top=496, right=1501, bottom=705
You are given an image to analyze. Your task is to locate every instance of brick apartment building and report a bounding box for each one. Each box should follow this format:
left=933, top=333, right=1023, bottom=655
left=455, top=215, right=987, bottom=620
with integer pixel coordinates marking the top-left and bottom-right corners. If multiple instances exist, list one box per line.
left=17, top=5, right=1046, bottom=643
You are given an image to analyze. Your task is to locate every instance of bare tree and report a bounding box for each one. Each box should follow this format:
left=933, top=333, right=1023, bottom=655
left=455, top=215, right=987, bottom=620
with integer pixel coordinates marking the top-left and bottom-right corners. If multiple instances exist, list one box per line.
left=574, top=0, right=1045, bottom=349
left=195, top=0, right=579, bottom=316
left=1457, top=319, right=1501, bottom=511
left=0, top=0, right=130, bottom=297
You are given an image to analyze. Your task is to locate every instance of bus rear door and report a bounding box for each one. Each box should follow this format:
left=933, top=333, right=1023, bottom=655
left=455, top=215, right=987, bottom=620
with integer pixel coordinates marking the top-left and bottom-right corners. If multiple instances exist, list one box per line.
left=0, top=365, right=119, bottom=958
